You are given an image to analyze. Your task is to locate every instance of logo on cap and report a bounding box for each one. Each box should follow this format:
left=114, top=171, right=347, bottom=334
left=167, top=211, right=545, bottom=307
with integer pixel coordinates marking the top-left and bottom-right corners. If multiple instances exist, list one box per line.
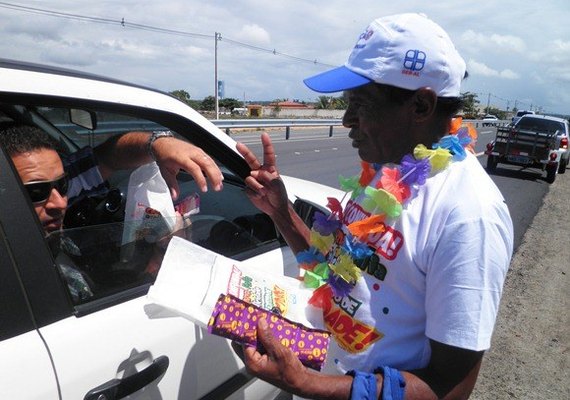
left=354, top=28, right=374, bottom=49
left=403, top=50, right=426, bottom=76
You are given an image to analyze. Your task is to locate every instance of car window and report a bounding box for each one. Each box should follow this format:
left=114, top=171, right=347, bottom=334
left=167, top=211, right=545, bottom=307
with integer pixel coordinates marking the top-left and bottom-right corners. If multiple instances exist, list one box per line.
left=2, top=103, right=279, bottom=308
left=517, top=118, right=564, bottom=133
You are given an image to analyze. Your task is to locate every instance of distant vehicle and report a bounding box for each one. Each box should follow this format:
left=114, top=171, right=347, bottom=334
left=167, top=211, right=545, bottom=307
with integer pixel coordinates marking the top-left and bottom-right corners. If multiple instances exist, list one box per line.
left=232, top=107, right=248, bottom=116
left=485, top=114, right=568, bottom=183
left=512, top=110, right=535, bottom=125
left=482, top=114, right=499, bottom=127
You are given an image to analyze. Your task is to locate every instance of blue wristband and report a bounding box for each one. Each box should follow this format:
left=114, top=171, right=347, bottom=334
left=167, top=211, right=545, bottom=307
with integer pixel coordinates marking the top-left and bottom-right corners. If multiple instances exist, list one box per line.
left=374, top=366, right=406, bottom=400
left=346, top=370, right=377, bottom=400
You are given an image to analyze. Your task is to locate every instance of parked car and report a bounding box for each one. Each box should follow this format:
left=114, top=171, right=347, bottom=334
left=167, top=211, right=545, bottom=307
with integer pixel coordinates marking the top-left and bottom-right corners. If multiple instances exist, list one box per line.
left=0, top=58, right=344, bottom=399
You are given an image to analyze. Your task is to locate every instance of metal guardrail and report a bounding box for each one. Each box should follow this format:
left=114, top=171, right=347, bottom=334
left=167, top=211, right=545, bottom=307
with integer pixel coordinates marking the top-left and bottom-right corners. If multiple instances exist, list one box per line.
left=57, top=118, right=511, bottom=141
left=211, top=118, right=511, bottom=138
left=211, top=118, right=343, bottom=139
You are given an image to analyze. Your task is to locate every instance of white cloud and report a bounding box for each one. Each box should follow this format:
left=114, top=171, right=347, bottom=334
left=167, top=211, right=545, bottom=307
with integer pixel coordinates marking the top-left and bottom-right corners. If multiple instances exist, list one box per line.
left=236, top=24, right=271, bottom=45
left=461, top=30, right=526, bottom=53
left=467, top=59, right=520, bottom=80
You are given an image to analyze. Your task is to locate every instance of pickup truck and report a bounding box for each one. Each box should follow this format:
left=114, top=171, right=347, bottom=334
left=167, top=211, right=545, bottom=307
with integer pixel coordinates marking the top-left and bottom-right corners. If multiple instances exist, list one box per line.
left=485, top=114, right=569, bottom=183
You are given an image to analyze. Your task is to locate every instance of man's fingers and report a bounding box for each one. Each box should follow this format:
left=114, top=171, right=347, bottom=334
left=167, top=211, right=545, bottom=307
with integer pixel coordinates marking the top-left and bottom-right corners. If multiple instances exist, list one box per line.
left=244, top=176, right=265, bottom=194
left=260, top=133, right=277, bottom=169
left=196, top=156, right=224, bottom=191
left=256, top=318, right=280, bottom=355
left=237, top=142, right=262, bottom=170
left=160, top=167, right=182, bottom=200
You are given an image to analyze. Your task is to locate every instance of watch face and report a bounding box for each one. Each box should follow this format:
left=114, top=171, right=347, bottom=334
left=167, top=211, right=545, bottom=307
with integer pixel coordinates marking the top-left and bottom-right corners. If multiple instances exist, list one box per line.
left=148, top=131, right=174, bottom=160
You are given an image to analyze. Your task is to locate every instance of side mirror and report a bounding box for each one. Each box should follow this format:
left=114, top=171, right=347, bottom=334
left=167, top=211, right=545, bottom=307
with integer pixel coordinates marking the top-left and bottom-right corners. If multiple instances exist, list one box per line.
left=69, top=109, right=97, bottom=130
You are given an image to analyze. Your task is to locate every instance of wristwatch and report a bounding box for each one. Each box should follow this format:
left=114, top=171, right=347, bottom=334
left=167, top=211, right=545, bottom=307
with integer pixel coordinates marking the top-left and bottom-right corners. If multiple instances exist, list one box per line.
left=147, top=130, right=174, bottom=161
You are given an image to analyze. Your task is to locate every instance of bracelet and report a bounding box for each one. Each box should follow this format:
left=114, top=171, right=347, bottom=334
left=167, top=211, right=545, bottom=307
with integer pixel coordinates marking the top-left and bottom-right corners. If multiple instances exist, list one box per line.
left=346, top=370, right=377, bottom=400
left=373, top=366, right=406, bottom=400
left=147, top=130, right=174, bottom=161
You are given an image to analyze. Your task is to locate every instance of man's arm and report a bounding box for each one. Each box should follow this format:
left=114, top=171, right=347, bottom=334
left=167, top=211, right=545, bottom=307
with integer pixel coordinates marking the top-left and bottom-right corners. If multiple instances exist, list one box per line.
left=243, top=321, right=483, bottom=399
left=93, top=131, right=224, bottom=199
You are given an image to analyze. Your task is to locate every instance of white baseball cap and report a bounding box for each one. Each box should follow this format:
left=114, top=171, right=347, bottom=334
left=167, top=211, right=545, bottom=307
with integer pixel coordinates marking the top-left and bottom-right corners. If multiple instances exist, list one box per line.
left=303, top=13, right=466, bottom=97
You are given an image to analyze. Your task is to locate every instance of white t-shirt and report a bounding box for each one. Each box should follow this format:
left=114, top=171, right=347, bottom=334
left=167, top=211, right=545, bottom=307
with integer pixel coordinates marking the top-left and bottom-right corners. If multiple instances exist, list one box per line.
left=319, top=152, right=513, bottom=374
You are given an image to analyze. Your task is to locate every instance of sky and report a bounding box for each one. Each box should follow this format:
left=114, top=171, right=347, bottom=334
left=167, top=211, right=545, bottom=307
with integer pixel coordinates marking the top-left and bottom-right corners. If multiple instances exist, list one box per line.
left=1, top=1, right=569, bottom=115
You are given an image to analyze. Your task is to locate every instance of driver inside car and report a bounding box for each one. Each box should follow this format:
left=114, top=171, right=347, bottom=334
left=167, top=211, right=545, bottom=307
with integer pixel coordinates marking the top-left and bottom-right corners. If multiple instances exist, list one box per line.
left=0, top=124, right=223, bottom=303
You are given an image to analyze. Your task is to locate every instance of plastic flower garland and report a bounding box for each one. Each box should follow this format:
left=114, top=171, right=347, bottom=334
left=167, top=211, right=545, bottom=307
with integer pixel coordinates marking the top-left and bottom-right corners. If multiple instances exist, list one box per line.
left=297, top=119, right=477, bottom=307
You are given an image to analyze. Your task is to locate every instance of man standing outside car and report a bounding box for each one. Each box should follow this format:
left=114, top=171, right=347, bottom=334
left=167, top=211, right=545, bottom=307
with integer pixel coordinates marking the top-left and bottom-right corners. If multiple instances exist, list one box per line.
left=236, top=13, right=513, bottom=399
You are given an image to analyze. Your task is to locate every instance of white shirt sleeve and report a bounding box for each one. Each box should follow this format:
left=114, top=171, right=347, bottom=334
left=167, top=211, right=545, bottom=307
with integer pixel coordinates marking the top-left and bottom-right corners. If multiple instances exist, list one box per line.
left=424, top=201, right=513, bottom=351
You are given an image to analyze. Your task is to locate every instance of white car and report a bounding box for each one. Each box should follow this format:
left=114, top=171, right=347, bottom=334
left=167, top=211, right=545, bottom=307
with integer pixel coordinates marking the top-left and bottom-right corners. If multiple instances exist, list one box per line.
left=511, top=110, right=535, bottom=126
left=0, top=59, right=343, bottom=399
left=482, top=114, right=499, bottom=127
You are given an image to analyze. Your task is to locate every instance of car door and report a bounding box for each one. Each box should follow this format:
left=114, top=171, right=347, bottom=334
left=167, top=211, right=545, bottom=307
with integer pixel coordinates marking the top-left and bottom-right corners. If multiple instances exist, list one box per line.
left=0, top=152, right=60, bottom=399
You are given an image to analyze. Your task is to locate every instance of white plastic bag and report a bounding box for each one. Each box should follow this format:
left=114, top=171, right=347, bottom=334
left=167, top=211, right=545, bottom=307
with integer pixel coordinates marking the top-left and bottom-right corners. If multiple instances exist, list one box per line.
left=120, top=162, right=176, bottom=261
left=146, top=237, right=323, bottom=329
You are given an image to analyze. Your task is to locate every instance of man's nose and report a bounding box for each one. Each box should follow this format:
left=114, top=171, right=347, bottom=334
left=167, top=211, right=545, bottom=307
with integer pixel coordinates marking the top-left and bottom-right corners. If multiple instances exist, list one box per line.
left=45, top=188, right=68, bottom=210
left=342, top=102, right=360, bottom=129
left=342, top=109, right=356, bottom=128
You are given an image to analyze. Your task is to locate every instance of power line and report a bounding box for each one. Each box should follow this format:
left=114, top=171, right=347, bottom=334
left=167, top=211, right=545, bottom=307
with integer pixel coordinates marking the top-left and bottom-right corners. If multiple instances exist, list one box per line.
left=0, top=2, right=334, bottom=67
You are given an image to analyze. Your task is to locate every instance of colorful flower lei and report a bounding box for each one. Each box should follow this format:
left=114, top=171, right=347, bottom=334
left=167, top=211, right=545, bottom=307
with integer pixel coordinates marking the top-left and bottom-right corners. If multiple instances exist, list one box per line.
left=297, top=118, right=477, bottom=308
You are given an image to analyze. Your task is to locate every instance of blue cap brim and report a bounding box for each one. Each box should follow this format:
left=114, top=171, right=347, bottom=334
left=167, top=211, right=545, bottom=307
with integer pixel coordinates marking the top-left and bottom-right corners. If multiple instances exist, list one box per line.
left=303, top=66, right=371, bottom=93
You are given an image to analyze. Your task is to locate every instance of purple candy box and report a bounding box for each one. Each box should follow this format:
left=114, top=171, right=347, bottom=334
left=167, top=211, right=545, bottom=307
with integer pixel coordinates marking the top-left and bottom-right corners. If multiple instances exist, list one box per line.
left=208, top=293, right=330, bottom=371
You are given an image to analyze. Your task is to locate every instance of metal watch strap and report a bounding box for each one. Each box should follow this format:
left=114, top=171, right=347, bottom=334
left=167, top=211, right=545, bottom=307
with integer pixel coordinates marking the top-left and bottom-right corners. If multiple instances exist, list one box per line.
left=147, top=130, right=174, bottom=161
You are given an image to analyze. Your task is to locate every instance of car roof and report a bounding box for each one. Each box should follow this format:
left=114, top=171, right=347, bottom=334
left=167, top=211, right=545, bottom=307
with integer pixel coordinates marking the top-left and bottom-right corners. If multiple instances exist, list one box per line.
left=0, top=58, right=238, bottom=152
left=519, top=114, right=567, bottom=123
left=0, top=58, right=159, bottom=92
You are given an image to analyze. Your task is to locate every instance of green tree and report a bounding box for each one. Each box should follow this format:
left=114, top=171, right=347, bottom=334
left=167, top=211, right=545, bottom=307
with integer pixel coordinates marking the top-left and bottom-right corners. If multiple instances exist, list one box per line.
left=219, top=98, right=243, bottom=111
left=169, top=89, right=191, bottom=104
left=201, top=96, right=215, bottom=111
left=485, top=107, right=507, bottom=120
left=315, top=95, right=348, bottom=110
left=460, top=92, right=480, bottom=119
left=331, top=96, right=347, bottom=110
left=316, top=95, right=333, bottom=109
left=169, top=89, right=201, bottom=109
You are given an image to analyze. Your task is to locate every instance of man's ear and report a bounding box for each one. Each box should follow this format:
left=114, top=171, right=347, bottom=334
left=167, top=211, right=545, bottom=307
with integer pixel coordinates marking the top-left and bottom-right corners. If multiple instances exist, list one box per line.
left=412, top=88, right=437, bottom=122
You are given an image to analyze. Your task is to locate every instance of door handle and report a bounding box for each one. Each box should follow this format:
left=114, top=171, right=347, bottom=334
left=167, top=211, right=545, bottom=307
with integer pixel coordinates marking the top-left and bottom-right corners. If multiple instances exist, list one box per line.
left=84, top=355, right=169, bottom=400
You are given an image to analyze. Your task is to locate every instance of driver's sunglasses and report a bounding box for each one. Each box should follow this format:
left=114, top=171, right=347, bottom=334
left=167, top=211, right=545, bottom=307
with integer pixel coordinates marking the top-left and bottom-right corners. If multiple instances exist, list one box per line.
left=23, top=174, right=69, bottom=204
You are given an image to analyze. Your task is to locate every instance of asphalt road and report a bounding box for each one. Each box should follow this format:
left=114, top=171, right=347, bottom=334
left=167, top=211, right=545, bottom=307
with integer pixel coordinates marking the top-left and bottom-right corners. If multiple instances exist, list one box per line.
left=233, top=126, right=552, bottom=251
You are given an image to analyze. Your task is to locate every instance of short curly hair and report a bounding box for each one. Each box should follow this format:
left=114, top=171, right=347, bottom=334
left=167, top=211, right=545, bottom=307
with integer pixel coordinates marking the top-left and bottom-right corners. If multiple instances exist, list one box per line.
left=0, top=125, right=59, bottom=156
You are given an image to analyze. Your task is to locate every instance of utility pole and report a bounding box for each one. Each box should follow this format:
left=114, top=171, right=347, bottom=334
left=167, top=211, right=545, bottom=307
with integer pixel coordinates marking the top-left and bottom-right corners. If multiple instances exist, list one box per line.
left=486, top=92, right=491, bottom=114
left=214, top=32, right=221, bottom=120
